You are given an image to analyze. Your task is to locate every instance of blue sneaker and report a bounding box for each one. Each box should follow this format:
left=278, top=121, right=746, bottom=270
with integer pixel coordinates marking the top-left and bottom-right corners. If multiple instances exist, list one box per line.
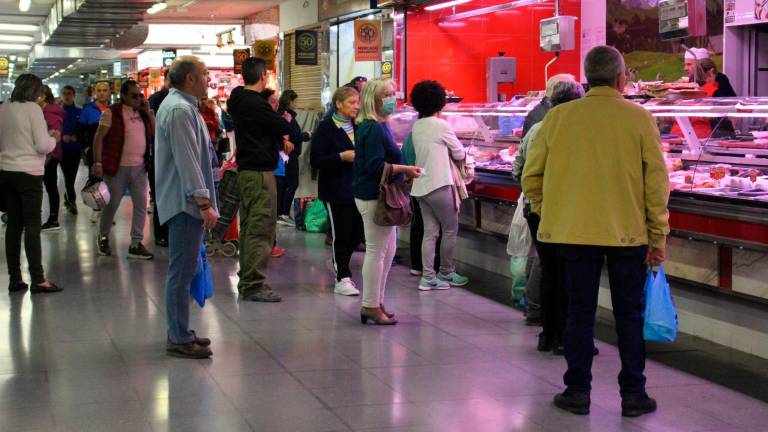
left=418, top=277, right=450, bottom=291
left=438, top=272, right=469, bottom=287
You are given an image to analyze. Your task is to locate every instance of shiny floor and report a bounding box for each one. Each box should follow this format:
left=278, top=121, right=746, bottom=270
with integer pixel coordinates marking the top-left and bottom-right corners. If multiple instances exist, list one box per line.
left=2, top=203, right=768, bottom=432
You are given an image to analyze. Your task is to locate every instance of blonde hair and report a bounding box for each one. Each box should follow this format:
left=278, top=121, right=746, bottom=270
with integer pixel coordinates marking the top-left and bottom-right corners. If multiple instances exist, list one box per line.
left=356, top=79, right=395, bottom=125
left=545, top=74, right=576, bottom=97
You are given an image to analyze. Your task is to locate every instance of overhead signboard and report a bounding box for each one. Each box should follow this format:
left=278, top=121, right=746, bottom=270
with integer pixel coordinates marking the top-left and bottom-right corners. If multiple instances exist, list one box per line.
left=354, top=19, right=382, bottom=62
left=233, top=48, right=251, bottom=75
left=295, top=30, right=318, bottom=66
left=318, top=0, right=376, bottom=21
left=252, top=40, right=277, bottom=70
left=162, top=49, right=177, bottom=68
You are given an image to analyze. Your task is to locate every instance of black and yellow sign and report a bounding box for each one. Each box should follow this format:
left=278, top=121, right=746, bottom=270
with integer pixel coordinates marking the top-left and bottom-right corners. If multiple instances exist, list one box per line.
left=233, top=48, right=251, bottom=75
left=252, top=40, right=277, bottom=70
left=0, top=56, right=9, bottom=78
left=295, top=30, right=318, bottom=66
left=381, top=61, right=393, bottom=79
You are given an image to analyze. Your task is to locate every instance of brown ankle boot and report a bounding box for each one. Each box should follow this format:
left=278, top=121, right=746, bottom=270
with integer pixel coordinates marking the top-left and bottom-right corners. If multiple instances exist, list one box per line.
left=360, top=307, right=397, bottom=325
left=379, top=304, right=395, bottom=319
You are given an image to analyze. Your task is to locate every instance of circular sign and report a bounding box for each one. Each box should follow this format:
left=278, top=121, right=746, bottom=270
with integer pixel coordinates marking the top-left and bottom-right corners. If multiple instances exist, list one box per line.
left=297, top=33, right=316, bottom=51
left=0, top=57, right=8, bottom=69
left=381, top=61, right=392, bottom=74
left=234, top=50, right=249, bottom=63
left=357, top=23, right=378, bottom=43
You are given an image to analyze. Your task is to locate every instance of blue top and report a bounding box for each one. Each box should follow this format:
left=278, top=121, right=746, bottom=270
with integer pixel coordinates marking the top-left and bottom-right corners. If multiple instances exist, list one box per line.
left=79, top=102, right=105, bottom=126
left=353, top=119, right=403, bottom=200
left=61, top=103, right=82, bottom=151
left=154, top=88, right=218, bottom=225
left=274, top=156, right=285, bottom=177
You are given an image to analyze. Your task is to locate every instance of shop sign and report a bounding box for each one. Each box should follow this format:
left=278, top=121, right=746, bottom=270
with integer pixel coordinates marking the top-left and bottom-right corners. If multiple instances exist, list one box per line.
left=138, top=71, right=150, bottom=88
left=295, top=30, right=318, bottom=66
left=252, top=40, right=277, bottom=70
left=162, top=49, right=177, bottom=68
left=354, top=20, right=382, bottom=62
left=121, top=58, right=138, bottom=75
left=318, top=0, right=376, bottom=21
left=233, top=48, right=251, bottom=75
left=380, top=60, right=393, bottom=79
left=0, top=56, right=9, bottom=77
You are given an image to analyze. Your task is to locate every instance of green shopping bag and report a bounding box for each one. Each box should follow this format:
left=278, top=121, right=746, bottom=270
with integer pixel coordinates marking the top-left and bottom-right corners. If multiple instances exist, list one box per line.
left=304, top=199, right=330, bottom=233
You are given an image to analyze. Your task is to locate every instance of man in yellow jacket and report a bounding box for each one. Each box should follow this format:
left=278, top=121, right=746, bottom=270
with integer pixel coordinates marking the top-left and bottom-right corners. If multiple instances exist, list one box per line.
left=522, top=45, right=669, bottom=418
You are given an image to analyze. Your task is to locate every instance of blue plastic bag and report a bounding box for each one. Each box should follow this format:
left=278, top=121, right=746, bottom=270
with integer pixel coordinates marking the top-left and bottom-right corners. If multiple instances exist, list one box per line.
left=191, top=243, right=214, bottom=307
left=643, top=265, right=677, bottom=342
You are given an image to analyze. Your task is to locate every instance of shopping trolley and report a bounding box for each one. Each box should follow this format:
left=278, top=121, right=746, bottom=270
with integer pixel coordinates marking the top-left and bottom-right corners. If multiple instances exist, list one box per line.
left=206, top=163, right=240, bottom=257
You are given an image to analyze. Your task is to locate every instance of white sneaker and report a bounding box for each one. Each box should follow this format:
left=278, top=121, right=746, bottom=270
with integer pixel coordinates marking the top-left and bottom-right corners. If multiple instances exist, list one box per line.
left=409, top=269, right=422, bottom=276
left=418, top=277, right=450, bottom=291
left=334, top=278, right=360, bottom=296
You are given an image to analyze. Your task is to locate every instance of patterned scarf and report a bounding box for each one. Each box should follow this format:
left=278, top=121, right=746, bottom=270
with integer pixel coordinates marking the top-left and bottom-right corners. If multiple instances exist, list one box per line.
left=332, top=113, right=355, bottom=144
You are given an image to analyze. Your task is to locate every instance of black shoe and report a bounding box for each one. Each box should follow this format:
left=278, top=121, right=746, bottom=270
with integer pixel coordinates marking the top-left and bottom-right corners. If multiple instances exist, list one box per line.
left=97, top=236, right=112, bottom=256
left=8, top=281, right=28, bottom=293
left=554, top=392, right=591, bottom=415
left=622, top=393, right=657, bottom=417
left=128, top=243, right=154, bottom=260
left=537, top=332, right=552, bottom=352
left=41, top=220, right=61, bottom=232
left=30, top=282, right=63, bottom=294
left=155, top=238, right=169, bottom=248
left=243, top=285, right=282, bottom=302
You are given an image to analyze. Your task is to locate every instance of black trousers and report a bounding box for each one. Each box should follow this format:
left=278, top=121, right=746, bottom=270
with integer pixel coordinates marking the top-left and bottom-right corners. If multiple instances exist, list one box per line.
left=525, top=211, right=567, bottom=344
left=409, top=197, right=440, bottom=272
left=278, top=158, right=299, bottom=217
left=1, top=171, right=45, bottom=284
left=147, top=161, right=168, bottom=242
left=60, top=148, right=81, bottom=204
left=558, top=244, right=648, bottom=396
left=43, top=160, right=60, bottom=221
left=326, top=201, right=365, bottom=281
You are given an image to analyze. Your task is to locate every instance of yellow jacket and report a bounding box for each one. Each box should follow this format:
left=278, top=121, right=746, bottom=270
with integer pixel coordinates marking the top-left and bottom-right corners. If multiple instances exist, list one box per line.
left=521, top=86, right=670, bottom=249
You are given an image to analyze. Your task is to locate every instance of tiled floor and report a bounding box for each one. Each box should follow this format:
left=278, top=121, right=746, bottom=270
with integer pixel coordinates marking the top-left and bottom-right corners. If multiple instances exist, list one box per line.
left=2, top=203, right=768, bottom=432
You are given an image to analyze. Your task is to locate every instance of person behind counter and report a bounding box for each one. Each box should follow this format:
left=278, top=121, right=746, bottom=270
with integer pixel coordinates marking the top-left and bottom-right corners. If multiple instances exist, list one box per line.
left=522, top=45, right=669, bottom=418
left=521, top=74, right=576, bottom=139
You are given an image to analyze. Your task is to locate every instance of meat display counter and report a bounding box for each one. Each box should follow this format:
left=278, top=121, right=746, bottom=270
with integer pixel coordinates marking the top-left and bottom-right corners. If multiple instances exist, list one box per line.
left=388, top=96, right=768, bottom=301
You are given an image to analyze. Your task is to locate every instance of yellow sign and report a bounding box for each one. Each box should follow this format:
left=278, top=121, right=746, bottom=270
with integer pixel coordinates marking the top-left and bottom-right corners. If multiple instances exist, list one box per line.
left=354, top=20, right=382, bottom=62
left=253, top=39, right=277, bottom=70
left=0, top=56, right=8, bottom=77
left=381, top=61, right=393, bottom=79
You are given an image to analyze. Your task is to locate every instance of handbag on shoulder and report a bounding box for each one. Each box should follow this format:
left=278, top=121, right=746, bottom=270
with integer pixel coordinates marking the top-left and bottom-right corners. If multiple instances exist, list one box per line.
left=374, top=163, right=413, bottom=226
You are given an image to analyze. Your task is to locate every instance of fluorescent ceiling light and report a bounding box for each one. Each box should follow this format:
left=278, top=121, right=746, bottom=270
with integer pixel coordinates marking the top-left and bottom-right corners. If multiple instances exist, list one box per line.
left=0, top=43, right=31, bottom=50
left=425, top=0, right=472, bottom=11
left=0, top=23, right=38, bottom=32
left=18, top=0, right=31, bottom=12
left=0, top=34, right=33, bottom=42
left=147, top=1, right=167, bottom=14
left=443, top=0, right=545, bottom=21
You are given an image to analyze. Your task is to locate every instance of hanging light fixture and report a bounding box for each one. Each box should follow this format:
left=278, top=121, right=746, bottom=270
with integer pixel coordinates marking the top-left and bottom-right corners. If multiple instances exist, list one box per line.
left=216, top=34, right=224, bottom=48
left=226, top=31, right=234, bottom=46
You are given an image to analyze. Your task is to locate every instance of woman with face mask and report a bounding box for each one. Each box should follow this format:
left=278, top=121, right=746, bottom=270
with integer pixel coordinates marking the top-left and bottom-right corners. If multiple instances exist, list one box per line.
left=353, top=79, right=422, bottom=325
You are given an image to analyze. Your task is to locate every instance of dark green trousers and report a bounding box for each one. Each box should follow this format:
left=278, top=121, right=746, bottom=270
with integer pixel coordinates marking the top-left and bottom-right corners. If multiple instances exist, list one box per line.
left=237, top=170, right=277, bottom=295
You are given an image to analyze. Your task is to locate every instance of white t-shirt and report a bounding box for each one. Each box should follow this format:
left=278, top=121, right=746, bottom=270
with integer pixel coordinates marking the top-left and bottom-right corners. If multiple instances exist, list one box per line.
left=0, top=101, right=56, bottom=176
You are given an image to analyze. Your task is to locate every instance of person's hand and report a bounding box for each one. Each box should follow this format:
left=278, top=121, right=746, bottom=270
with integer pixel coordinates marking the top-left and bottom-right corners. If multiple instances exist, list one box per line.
left=62, top=135, right=71, bottom=144
left=405, top=166, right=423, bottom=178
left=339, top=150, right=355, bottom=162
left=91, top=163, right=103, bottom=178
left=306, top=130, right=312, bottom=139
left=283, top=137, right=294, bottom=155
left=646, top=247, right=666, bottom=267
left=283, top=111, right=293, bottom=122
left=52, top=130, right=62, bottom=142
left=139, top=98, right=150, bottom=113
left=201, top=207, right=219, bottom=230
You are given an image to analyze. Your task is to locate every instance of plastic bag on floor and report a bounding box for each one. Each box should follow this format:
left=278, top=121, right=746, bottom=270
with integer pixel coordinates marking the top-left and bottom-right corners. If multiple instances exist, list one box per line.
left=507, top=194, right=532, bottom=257
left=191, top=243, right=214, bottom=308
left=305, top=199, right=330, bottom=233
left=643, top=264, right=678, bottom=342
left=510, top=256, right=527, bottom=306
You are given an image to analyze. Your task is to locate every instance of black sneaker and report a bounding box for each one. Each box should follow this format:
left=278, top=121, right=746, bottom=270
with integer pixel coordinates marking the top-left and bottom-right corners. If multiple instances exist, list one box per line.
left=622, top=393, right=657, bottom=417
left=41, top=220, right=61, bottom=232
left=128, top=243, right=154, bottom=260
left=97, top=236, right=112, bottom=256
left=8, top=281, right=28, bottom=293
left=155, top=238, right=169, bottom=248
left=554, top=392, right=591, bottom=415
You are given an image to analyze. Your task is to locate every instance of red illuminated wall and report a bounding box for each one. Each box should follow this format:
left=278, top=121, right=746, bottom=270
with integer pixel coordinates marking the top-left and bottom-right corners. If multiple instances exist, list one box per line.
left=404, top=0, right=582, bottom=103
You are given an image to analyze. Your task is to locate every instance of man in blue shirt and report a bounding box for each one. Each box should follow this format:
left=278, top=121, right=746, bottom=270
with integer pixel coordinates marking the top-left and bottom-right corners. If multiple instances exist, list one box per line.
left=60, top=85, right=82, bottom=215
left=155, top=56, right=219, bottom=359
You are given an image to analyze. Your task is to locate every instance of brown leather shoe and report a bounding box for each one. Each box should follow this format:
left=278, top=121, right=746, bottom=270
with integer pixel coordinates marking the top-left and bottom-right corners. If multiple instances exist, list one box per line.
left=30, top=281, right=63, bottom=294
left=360, top=307, right=397, bottom=325
left=190, top=330, right=211, bottom=347
left=379, top=304, right=395, bottom=319
left=166, top=341, right=212, bottom=359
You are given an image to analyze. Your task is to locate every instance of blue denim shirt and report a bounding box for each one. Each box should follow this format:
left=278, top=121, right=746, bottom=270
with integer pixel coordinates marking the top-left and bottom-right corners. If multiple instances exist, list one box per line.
left=154, top=88, right=218, bottom=225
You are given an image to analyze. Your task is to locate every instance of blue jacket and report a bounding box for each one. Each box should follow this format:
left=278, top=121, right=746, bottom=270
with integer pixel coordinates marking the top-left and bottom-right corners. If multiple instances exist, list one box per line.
left=353, top=119, right=403, bottom=200
left=154, top=88, right=218, bottom=225
left=61, top=103, right=82, bottom=151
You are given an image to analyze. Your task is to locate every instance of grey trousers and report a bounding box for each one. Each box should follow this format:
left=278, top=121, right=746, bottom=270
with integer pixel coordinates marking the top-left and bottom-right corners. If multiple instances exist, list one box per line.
left=100, top=165, right=148, bottom=242
left=416, top=185, right=459, bottom=279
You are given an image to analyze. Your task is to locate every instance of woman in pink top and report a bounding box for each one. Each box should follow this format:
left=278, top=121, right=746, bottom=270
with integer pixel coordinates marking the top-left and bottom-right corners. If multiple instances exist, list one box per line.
left=40, top=85, right=65, bottom=231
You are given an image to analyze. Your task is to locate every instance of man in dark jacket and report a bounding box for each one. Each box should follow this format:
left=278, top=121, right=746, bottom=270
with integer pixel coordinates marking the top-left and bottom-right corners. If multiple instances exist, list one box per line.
left=228, top=57, right=291, bottom=302
left=60, top=85, right=82, bottom=215
left=147, top=69, right=171, bottom=247
left=521, top=74, right=576, bottom=139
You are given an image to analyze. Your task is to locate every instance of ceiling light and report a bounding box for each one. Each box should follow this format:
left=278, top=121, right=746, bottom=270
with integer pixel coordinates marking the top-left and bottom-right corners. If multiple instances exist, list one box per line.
left=425, top=0, right=472, bottom=11
left=18, top=0, right=31, bottom=12
left=0, top=24, right=37, bottom=32
left=0, top=34, right=33, bottom=42
left=147, top=1, right=167, bottom=14
left=9, top=55, right=16, bottom=61
left=0, top=43, right=31, bottom=50
left=216, top=35, right=224, bottom=48
left=226, top=32, right=234, bottom=46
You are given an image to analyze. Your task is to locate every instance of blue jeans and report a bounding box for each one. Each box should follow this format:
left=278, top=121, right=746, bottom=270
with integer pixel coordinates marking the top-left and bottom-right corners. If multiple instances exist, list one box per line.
left=165, top=212, right=205, bottom=344
left=557, top=244, right=648, bottom=396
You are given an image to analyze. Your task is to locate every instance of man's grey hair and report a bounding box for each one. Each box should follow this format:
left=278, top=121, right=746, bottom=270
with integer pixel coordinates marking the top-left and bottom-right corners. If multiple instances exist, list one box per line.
left=584, top=45, right=625, bottom=87
left=168, top=56, right=201, bottom=88
left=545, top=74, right=576, bottom=98
left=550, top=79, right=585, bottom=107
